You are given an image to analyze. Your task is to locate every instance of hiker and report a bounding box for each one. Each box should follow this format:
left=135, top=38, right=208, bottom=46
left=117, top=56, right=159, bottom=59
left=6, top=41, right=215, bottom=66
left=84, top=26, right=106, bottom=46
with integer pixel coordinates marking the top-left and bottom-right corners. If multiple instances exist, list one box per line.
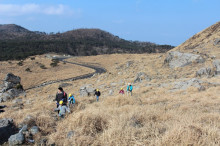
left=94, top=89, right=101, bottom=101
left=54, top=100, right=70, bottom=119
left=127, top=83, right=133, bottom=96
left=119, top=88, right=125, bottom=95
left=68, top=93, right=76, bottom=108
left=54, top=87, right=67, bottom=113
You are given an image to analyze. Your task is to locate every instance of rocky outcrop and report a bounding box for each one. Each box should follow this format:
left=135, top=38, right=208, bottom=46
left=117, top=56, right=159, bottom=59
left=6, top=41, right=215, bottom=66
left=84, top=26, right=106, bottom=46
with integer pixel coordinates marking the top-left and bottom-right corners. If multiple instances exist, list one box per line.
left=134, top=72, right=151, bottom=83
left=0, top=118, right=17, bottom=145
left=172, top=78, right=220, bottom=91
left=0, top=73, right=25, bottom=103
left=79, top=85, right=95, bottom=97
left=172, top=78, right=204, bottom=91
left=214, top=38, right=220, bottom=46
left=213, top=60, right=220, bottom=75
left=164, top=51, right=205, bottom=68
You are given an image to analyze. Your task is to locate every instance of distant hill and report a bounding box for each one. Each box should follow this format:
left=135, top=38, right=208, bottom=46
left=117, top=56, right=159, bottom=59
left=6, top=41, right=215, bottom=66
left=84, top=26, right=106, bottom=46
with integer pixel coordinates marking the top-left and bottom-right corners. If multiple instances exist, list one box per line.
left=0, top=24, right=174, bottom=61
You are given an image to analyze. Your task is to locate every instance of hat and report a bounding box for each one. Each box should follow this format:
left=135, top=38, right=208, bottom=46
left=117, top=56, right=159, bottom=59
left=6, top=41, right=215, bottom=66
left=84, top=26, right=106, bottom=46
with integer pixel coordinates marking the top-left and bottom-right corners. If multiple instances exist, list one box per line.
left=59, top=100, right=63, bottom=105
left=58, top=87, right=63, bottom=91
left=69, top=93, right=72, bottom=97
left=128, top=83, right=131, bottom=85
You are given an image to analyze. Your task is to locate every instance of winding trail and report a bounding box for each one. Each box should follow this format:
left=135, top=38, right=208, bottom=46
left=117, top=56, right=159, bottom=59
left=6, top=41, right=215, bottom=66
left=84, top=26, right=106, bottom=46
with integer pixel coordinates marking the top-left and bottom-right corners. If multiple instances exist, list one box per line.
left=25, top=59, right=106, bottom=91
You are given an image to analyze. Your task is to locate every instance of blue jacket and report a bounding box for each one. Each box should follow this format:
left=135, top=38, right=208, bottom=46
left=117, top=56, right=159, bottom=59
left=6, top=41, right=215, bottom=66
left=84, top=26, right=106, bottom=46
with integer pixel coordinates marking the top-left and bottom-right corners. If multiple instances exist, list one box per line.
left=127, top=85, right=133, bottom=91
left=68, top=96, right=75, bottom=104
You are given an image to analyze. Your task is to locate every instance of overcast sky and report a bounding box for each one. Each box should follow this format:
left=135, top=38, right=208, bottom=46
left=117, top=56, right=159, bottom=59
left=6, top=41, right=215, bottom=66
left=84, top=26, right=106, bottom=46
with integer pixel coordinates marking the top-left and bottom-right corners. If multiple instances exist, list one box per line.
left=0, top=0, right=219, bottom=46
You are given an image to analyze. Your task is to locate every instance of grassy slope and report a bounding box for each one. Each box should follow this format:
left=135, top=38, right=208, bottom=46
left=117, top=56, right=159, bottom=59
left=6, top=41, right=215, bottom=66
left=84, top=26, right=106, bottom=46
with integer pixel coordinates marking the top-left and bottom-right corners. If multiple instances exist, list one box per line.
left=0, top=52, right=220, bottom=145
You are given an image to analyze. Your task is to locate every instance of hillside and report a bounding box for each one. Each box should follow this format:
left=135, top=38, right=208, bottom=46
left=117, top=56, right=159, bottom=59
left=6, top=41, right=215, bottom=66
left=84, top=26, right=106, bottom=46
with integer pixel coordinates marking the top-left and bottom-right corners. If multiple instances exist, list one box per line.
left=172, top=21, right=220, bottom=58
left=0, top=21, right=220, bottom=145
left=0, top=24, right=174, bottom=61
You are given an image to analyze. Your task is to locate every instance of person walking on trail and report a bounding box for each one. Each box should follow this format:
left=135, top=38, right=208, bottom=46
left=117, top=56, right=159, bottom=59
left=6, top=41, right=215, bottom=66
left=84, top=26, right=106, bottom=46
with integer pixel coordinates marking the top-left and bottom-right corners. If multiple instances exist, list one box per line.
left=127, top=83, right=133, bottom=96
left=119, top=88, right=125, bottom=95
left=94, top=89, right=101, bottom=101
left=54, top=100, right=70, bottom=119
left=68, top=93, right=76, bottom=108
left=54, top=87, right=67, bottom=113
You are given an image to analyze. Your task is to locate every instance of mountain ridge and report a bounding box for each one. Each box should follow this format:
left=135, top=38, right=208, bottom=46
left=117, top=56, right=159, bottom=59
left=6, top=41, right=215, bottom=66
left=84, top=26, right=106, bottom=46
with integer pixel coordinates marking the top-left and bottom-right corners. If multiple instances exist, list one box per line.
left=0, top=24, right=174, bottom=61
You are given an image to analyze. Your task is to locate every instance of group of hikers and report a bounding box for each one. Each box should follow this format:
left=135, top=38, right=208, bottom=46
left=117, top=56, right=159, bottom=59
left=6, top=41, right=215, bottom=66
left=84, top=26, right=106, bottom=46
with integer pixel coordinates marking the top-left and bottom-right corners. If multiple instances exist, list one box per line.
left=54, top=83, right=133, bottom=119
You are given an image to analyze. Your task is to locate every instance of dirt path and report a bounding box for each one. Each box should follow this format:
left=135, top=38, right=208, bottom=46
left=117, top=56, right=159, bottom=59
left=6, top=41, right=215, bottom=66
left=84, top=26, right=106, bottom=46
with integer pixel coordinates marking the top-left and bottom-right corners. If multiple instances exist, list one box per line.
left=25, top=59, right=106, bottom=91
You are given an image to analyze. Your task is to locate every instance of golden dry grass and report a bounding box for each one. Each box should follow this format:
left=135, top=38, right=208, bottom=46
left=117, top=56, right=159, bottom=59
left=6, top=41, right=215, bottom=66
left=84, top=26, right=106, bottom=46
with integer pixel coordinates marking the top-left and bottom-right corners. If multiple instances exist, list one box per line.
left=0, top=50, right=220, bottom=145
left=0, top=55, right=94, bottom=89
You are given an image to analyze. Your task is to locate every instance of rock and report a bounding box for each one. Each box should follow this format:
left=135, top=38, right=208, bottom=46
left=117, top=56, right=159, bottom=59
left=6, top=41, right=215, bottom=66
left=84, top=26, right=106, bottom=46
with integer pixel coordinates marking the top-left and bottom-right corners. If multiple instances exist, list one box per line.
left=110, top=82, right=117, bottom=87
left=213, top=60, right=220, bottom=75
left=0, top=92, right=14, bottom=102
left=67, top=131, right=75, bottom=139
left=0, top=118, right=17, bottom=145
left=8, top=132, right=24, bottom=146
left=134, top=72, right=151, bottom=83
left=12, top=98, right=23, bottom=104
left=214, top=38, right=220, bottom=46
left=109, top=89, right=114, bottom=96
left=126, top=61, right=134, bottom=68
left=19, top=125, right=28, bottom=133
left=164, top=51, right=205, bottom=68
left=0, top=73, right=25, bottom=103
left=172, top=78, right=203, bottom=91
left=79, top=85, right=95, bottom=97
left=196, top=67, right=213, bottom=77
left=4, top=82, right=16, bottom=91
left=4, top=73, right=21, bottom=84
left=118, top=72, right=122, bottom=75
left=30, top=126, right=39, bottom=135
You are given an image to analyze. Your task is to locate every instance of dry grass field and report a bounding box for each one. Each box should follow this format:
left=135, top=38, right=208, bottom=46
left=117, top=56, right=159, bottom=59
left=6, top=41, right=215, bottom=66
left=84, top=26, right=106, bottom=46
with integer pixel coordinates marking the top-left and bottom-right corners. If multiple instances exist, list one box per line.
left=0, top=55, right=94, bottom=89
left=0, top=22, right=219, bottom=145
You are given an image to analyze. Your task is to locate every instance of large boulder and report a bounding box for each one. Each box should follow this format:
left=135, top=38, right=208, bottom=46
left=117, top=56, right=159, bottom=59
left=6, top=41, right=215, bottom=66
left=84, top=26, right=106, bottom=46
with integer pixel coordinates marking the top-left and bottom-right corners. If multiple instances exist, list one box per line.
left=0, top=73, right=24, bottom=103
left=8, top=132, right=24, bottom=146
left=79, top=85, right=95, bottom=97
left=164, top=51, right=205, bottom=68
left=0, top=118, right=17, bottom=145
left=4, top=73, right=21, bottom=85
left=213, top=60, right=220, bottom=75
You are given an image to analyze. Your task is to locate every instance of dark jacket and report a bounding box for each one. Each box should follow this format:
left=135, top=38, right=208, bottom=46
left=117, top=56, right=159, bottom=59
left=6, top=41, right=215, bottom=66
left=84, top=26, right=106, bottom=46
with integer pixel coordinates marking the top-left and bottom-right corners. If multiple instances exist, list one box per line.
left=95, top=91, right=101, bottom=96
left=55, top=91, right=67, bottom=105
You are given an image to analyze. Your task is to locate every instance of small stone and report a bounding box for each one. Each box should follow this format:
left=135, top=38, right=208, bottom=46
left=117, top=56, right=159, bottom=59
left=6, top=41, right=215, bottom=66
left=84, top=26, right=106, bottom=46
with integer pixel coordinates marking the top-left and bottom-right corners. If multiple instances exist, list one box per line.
left=30, top=126, right=39, bottom=135
left=67, top=131, right=75, bottom=138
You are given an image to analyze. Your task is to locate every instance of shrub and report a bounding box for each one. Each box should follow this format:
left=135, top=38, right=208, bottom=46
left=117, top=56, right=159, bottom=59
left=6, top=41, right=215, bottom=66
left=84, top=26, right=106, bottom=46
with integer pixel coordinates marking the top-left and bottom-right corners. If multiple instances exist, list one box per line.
left=40, top=64, right=47, bottom=69
left=17, top=61, right=23, bottom=66
left=50, top=59, right=59, bottom=67
left=30, top=57, right=35, bottom=60
left=25, top=68, right=31, bottom=72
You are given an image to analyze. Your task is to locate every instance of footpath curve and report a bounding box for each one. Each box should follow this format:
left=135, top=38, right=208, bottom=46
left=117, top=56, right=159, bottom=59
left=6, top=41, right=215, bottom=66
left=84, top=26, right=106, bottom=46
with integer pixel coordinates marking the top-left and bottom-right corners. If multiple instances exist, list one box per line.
left=25, top=59, right=106, bottom=91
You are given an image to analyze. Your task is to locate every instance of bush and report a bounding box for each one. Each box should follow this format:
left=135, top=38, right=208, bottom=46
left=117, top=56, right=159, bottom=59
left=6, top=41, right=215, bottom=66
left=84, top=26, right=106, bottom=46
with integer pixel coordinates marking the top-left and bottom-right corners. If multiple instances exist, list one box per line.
left=50, top=59, right=59, bottom=67
left=16, top=84, right=23, bottom=90
left=40, top=64, right=47, bottom=69
left=25, top=68, right=31, bottom=72
left=30, top=57, right=35, bottom=60
left=17, top=61, right=23, bottom=66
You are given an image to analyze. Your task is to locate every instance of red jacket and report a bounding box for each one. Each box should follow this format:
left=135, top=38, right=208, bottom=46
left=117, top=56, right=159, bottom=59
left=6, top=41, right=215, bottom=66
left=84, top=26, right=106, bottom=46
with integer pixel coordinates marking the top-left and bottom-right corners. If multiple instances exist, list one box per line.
left=119, top=90, right=124, bottom=94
